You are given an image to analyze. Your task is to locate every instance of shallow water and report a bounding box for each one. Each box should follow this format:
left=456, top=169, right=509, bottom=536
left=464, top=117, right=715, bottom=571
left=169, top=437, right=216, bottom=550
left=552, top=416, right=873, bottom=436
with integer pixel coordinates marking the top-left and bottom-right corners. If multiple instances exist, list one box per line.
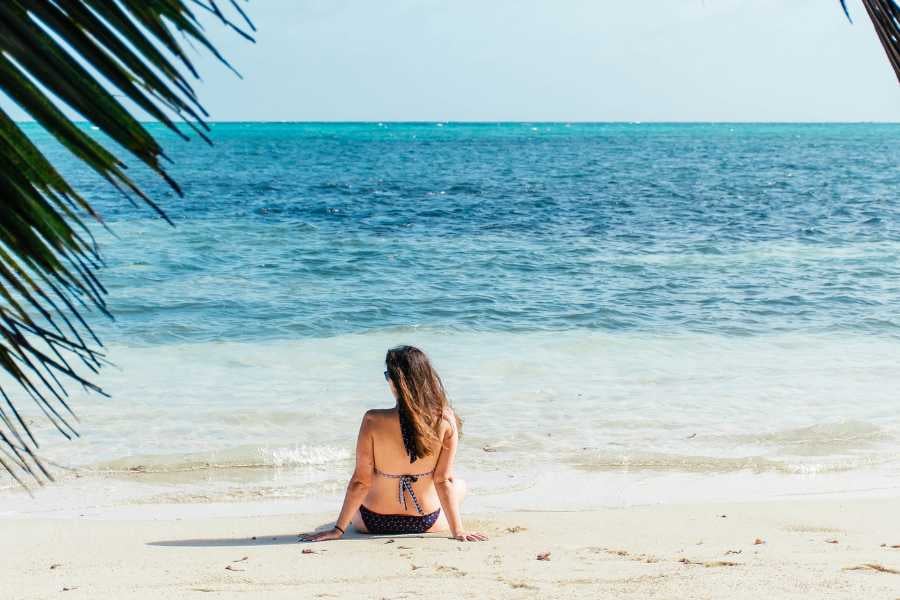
left=2, top=123, right=899, bottom=514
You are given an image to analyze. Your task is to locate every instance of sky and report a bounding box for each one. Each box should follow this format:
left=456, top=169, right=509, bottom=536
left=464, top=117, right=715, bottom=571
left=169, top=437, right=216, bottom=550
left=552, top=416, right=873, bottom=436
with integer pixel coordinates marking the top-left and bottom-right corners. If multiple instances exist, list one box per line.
left=4, top=0, right=900, bottom=122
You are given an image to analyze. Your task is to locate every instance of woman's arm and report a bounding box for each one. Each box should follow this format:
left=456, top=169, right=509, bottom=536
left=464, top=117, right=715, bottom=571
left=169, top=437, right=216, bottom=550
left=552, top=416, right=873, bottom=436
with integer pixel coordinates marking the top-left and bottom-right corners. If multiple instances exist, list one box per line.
left=433, top=414, right=486, bottom=542
left=301, top=412, right=375, bottom=541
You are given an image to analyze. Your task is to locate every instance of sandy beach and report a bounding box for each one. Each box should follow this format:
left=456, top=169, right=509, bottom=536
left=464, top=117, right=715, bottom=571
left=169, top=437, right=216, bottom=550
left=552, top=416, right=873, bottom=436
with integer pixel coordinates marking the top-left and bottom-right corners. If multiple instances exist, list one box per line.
left=4, top=496, right=899, bottom=599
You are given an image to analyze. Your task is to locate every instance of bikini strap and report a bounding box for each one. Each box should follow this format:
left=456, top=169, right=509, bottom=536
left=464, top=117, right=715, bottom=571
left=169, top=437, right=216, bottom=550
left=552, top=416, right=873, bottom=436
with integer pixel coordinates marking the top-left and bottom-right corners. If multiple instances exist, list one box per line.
left=374, top=467, right=434, bottom=515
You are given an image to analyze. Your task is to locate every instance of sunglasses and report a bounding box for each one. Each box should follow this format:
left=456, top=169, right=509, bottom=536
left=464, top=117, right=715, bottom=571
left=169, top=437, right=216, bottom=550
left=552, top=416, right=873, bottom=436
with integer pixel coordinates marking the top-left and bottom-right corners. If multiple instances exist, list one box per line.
left=383, top=370, right=390, bottom=381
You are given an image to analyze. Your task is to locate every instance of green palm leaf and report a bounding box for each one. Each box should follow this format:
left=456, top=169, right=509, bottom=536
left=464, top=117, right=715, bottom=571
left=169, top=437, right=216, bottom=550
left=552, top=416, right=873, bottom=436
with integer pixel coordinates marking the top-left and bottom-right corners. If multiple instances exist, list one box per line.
left=0, top=0, right=252, bottom=489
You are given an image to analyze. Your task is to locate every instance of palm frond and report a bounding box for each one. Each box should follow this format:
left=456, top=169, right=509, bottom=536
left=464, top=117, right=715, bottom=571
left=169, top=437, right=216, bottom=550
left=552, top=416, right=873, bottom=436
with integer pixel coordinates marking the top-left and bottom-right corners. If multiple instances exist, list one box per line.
left=0, top=0, right=252, bottom=488
left=843, top=0, right=900, bottom=83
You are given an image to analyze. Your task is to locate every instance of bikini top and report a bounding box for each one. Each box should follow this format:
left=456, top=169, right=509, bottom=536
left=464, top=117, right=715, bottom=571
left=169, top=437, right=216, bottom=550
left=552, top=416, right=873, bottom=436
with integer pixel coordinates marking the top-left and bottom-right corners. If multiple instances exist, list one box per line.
left=373, top=403, right=439, bottom=515
left=374, top=466, right=434, bottom=515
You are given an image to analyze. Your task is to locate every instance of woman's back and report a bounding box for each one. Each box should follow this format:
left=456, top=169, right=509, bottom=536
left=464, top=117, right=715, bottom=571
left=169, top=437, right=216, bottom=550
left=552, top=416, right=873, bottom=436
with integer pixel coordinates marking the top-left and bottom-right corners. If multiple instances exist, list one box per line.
left=362, top=407, right=452, bottom=516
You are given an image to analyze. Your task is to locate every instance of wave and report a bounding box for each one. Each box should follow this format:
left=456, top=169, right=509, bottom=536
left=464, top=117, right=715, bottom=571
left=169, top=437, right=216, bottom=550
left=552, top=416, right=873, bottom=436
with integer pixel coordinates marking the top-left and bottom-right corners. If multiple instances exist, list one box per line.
left=89, top=444, right=351, bottom=475
left=565, top=449, right=892, bottom=475
left=706, top=421, right=893, bottom=457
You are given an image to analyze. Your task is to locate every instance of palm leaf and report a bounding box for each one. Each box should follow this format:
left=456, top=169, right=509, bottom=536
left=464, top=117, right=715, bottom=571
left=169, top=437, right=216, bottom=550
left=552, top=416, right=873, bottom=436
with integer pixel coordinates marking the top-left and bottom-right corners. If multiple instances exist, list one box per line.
left=0, top=0, right=252, bottom=489
left=842, top=0, right=900, bottom=83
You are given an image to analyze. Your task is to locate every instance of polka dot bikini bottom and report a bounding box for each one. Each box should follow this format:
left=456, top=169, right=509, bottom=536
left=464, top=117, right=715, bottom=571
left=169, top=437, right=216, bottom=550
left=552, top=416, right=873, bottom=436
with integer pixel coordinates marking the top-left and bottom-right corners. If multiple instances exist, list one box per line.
left=359, top=505, right=441, bottom=534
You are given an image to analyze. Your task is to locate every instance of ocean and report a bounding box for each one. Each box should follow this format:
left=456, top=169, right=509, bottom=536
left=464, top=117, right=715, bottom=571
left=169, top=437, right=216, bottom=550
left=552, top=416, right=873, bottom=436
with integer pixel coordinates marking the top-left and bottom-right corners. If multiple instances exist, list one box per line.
left=3, top=122, right=899, bottom=517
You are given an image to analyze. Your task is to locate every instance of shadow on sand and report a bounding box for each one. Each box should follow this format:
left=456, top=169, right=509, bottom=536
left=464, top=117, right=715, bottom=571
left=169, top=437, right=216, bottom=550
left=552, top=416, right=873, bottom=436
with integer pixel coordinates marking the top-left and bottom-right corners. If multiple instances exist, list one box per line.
left=148, top=523, right=435, bottom=547
left=148, top=533, right=306, bottom=547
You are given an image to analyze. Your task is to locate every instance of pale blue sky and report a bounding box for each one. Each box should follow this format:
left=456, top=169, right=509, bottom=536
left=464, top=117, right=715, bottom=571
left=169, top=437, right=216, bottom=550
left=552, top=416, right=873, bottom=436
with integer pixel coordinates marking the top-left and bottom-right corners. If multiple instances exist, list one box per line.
left=5, top=0, right=900, bottom=121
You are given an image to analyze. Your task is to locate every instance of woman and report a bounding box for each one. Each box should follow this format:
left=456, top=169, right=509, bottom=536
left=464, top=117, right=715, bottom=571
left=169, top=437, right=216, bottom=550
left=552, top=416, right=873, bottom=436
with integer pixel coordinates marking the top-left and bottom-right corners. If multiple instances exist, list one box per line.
left=302, top=346, right=486, bottom=542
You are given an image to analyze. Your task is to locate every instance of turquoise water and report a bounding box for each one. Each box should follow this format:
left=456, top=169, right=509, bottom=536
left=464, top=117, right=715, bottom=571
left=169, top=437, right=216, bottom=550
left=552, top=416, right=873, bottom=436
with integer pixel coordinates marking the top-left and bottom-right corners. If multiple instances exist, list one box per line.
left=4, top=122, right=900, bottom=514
left=32, top=122, right=900, bottom=342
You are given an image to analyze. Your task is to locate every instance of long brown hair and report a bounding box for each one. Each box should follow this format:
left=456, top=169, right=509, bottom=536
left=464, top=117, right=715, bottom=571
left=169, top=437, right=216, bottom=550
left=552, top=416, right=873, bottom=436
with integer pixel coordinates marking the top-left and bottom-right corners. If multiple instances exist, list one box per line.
left=385, top=345, right=460, bottom=460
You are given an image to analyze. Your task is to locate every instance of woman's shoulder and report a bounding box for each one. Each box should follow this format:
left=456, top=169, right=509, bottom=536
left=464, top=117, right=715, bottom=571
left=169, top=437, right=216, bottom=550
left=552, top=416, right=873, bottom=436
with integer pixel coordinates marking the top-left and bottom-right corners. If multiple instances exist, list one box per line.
left=361, top=407, right=397, bottom=427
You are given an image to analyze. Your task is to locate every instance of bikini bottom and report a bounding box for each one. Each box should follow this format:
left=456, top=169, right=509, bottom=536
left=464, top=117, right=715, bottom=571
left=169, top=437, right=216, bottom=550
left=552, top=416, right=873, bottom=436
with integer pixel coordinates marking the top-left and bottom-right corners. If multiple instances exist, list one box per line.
left=359, top=505, right=441, bottom=534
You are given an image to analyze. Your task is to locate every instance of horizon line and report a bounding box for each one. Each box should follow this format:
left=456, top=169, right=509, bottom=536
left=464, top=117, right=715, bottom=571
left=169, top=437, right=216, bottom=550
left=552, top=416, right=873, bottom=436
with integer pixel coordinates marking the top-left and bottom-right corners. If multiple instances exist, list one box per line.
left=13, top=119, right=900, bottom=125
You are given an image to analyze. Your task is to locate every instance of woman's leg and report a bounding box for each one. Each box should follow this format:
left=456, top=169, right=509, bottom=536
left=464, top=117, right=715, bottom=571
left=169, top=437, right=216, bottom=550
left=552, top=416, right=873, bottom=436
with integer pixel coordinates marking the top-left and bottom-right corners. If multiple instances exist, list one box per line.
left=428, top=477, right=467, bottom=533
left=350, top=509, right=368, bottom=533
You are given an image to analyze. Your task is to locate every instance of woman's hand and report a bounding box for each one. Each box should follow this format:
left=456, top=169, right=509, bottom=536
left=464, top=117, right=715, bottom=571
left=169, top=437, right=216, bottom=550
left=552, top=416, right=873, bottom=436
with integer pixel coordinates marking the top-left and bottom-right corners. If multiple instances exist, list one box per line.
left=451, top=531, right=488, bottom=542
left=299, top=527, right=344, bottom=542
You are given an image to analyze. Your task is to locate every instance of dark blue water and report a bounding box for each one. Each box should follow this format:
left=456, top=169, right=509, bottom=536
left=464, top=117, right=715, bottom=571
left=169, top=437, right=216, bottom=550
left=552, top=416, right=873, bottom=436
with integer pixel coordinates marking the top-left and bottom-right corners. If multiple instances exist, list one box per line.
left=25, top=122, right=900, bottom=344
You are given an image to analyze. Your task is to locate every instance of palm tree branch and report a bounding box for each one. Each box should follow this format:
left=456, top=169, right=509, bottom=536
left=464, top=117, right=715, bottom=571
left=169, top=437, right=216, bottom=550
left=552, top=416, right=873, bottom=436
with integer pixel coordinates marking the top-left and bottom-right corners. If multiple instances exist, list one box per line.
left=22, top=1, right=197, bottom=140
left=0, top=1, right=253, bottom=489
left=0, top=5, right=173, bottom=174
left=857, top=0, right=900, bottom=83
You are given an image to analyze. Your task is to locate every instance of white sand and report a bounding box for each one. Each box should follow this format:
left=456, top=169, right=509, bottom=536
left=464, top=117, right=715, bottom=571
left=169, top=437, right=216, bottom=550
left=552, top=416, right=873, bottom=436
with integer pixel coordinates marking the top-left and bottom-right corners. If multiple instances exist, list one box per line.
left=4, top=497, right=900, bottom=599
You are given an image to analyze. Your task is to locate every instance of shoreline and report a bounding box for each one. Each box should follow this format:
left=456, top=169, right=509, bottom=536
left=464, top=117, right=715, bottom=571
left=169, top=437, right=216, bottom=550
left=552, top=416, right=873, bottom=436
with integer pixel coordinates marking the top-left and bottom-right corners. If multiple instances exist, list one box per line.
left=10, top=331, right=899, bottom=501
left=4, top=495, right=899, bottom=599
left=4, top=465, right=900, bottom=522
